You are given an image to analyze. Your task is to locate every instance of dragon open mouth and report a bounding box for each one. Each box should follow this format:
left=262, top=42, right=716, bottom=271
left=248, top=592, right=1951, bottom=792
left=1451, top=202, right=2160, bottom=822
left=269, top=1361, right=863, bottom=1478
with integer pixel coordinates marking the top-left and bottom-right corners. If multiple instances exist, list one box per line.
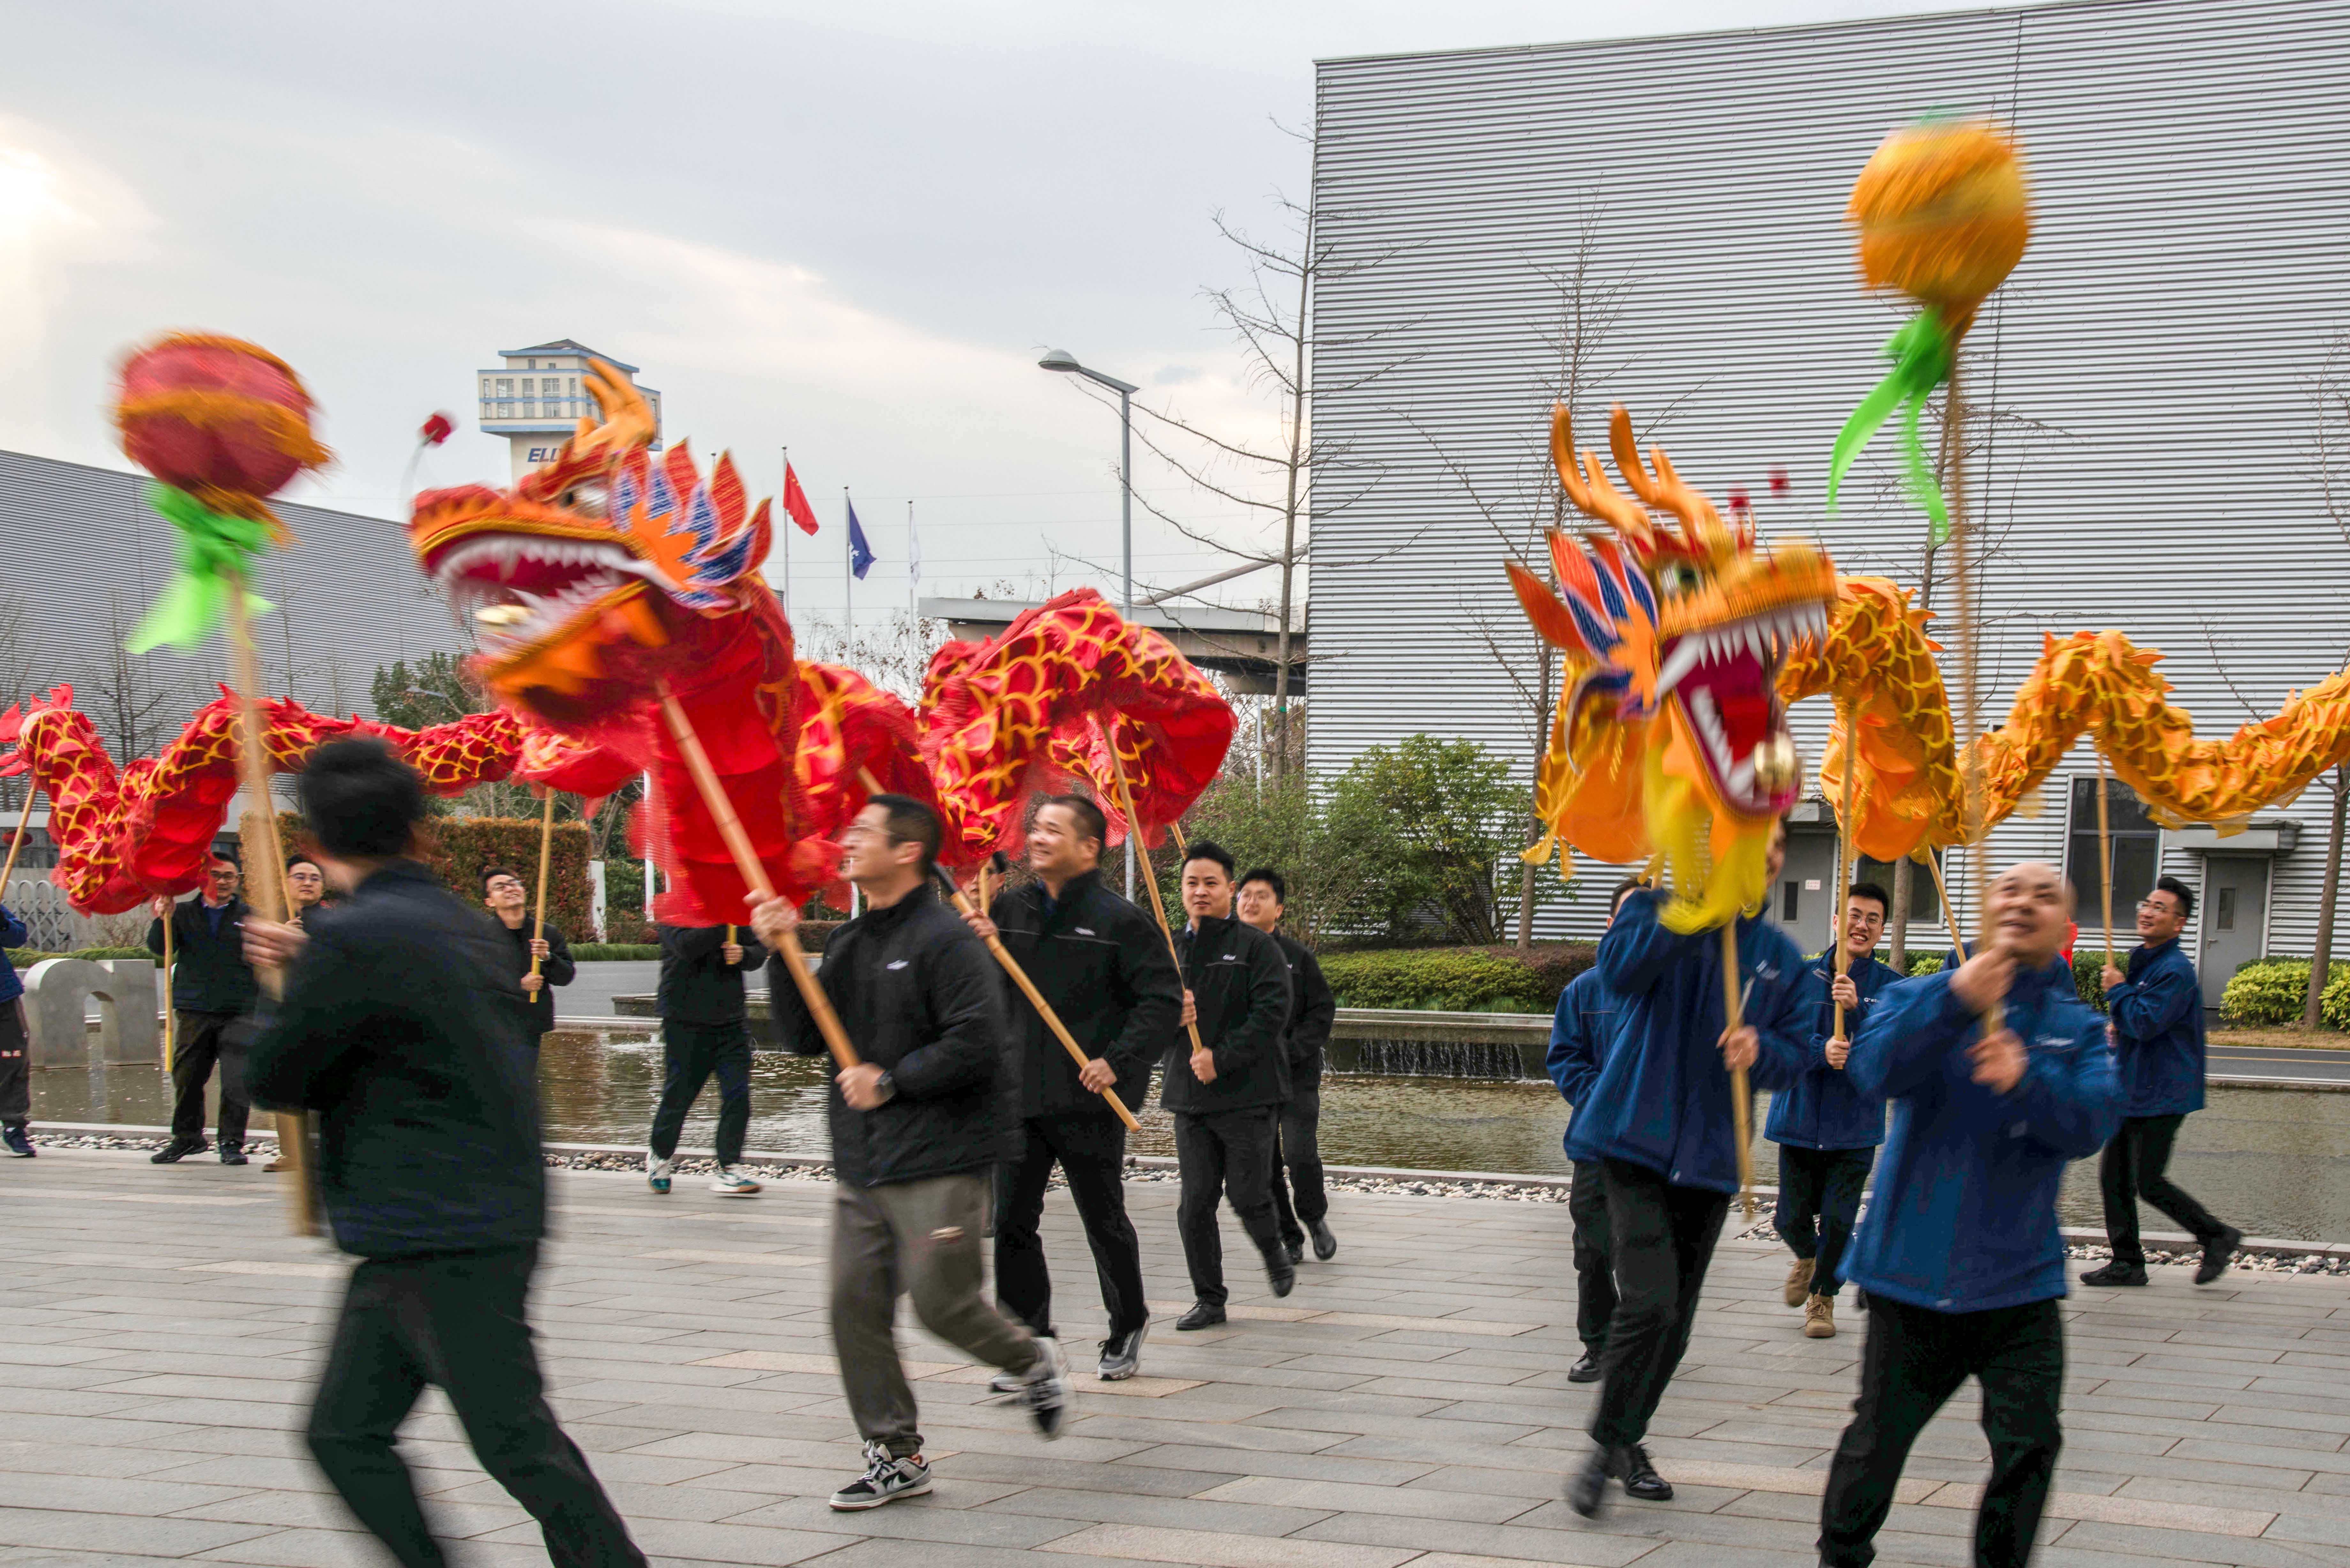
left=1654, top=604, right=1825, bottom=817
left=431, top=532, right=650, bottom=661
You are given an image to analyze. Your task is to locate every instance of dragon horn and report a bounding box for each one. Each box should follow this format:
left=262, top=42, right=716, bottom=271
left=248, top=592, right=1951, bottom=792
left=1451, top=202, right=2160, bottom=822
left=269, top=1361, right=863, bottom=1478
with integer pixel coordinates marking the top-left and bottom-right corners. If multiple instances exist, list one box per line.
left=1609, top=405, right=1729, bottom=553
left=574, top=358, right=659, bottom=459
left=1550, top=404, right=1652, bottom=551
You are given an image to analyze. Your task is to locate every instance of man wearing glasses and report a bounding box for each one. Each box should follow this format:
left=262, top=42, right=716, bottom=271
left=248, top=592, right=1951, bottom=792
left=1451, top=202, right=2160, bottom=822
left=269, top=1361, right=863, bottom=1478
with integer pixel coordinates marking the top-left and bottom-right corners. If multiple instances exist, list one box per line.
left=481, top=865, right=574, bottom=1044
left=2084, top=876, right=2242, bottom=1286
left=1765, top=881, right=1902, bottom=1339
left=145, top=854, right=260, bottom=1165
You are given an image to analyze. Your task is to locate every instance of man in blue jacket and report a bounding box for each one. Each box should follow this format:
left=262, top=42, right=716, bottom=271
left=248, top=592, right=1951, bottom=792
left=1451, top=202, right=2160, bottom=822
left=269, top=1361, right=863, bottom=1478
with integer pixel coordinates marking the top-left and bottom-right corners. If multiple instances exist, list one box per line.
left=1766, top=880, right=1901, bottom=1340
left=1566, top=823, right=1811, bottom=1517
left=1818, top=860, right=2120, bottom=1568
left=0, top=896, right=30, bottom=1157
left=2084, top=874, right=2240, bottom=1287
left=1545, top=877, right=1643, bottom=1384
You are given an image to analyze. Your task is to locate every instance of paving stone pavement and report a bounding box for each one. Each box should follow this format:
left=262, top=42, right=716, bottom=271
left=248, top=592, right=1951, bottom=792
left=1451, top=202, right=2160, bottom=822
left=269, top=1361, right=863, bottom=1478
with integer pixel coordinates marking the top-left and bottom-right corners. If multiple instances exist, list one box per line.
left=6, top=1148, right=2350, bottom=1568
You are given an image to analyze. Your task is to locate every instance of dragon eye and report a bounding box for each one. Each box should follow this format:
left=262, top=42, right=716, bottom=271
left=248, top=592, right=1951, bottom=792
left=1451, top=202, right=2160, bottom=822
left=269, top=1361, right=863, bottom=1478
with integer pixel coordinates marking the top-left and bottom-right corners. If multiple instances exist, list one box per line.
left=1656, top=562, right=1704, bottom=599
left=562, top=483, right=611, bottom=520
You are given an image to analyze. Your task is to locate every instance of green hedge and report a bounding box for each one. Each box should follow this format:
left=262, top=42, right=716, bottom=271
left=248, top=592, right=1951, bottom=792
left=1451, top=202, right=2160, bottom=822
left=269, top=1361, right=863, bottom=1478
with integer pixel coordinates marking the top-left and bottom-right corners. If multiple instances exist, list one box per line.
left=572, top=943, right=661, bottom=962
left=1902, top=948, right=2108, bottom=1011
left=1319, top=945, right=1595, bottom=1014
left=2220, top=958, right=2350, bottom=1029
left=6, top=947, right=158, bottom=968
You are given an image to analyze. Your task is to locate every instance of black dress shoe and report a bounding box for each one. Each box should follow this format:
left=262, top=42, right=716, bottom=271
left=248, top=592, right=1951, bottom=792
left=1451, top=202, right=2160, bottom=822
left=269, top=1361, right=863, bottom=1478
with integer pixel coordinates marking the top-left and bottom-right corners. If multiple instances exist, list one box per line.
left=1175, top=1302, right=1227, bottom=1331
left=219, top=1147, right=249, bottom=1166
left=1310, top=1219, right=1337, bottom=1261
left=2080, top=1260, right=2148, bottom=1287
left=1266, top=1258, right=1296, bottom=1298
left=1284, top=1240, right=1305, bottom=1265
left=150, top=1138, right=206, bottom=1165
left=2196, top=1227, right=2243, bottom=1285
left=1565, top=1445, right=1610, bottom=1518
left=1567, top=1352, right=1603, bottom=1384
left=1615, top=1444, right=1672, bottom=1501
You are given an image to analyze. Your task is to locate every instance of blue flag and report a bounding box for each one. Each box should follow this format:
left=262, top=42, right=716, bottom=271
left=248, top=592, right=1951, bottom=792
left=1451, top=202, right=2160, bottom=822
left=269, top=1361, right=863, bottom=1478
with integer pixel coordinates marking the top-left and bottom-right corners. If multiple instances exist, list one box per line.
left=847, top=500, right=876, bottom=579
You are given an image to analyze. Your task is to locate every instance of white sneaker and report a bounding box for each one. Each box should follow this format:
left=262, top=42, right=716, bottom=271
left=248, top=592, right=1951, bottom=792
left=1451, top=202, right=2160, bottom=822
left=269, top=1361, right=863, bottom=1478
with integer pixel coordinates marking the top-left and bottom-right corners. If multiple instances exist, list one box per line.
left=828, top=1441, right=931, bottom=1510
left=709, top=1166, right=762, bottom=1197
left=647, top=1151, right=675, bottom=1195
left=1022, top=1336, right=1068, bottom=1439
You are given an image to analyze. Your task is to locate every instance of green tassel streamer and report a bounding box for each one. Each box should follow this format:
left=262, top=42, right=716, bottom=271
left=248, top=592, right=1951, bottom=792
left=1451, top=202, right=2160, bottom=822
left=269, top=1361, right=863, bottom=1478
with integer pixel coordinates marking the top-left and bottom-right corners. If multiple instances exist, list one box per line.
left=128, top=484, right=275, bottom=653
left=1826, top=308, right=1956, bottom=542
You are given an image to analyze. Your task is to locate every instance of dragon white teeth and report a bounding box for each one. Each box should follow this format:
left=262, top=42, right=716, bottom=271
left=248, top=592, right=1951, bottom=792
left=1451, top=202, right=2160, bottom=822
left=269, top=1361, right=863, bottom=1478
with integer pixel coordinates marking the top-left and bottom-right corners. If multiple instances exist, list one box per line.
left=1656, top=639, right=1704, bottom=697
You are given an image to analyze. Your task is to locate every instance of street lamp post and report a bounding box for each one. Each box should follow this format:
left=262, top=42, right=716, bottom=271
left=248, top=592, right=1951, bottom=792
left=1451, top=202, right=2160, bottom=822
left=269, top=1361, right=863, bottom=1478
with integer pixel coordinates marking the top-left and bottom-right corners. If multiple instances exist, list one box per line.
left=1039, top=348, right=1141, bottom=897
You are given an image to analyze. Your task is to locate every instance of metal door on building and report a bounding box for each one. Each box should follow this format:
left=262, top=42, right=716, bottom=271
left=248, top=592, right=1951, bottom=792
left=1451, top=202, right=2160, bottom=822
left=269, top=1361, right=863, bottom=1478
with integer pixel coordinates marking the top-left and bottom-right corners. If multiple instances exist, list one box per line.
left=1778, top=827, right=1840, bottom=958
left=2196, top=856, right=2270, bottom=1011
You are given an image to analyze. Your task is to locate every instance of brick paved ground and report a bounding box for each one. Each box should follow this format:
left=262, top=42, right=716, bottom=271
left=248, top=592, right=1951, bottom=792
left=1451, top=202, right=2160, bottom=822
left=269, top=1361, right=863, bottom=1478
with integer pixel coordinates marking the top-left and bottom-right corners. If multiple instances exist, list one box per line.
left=5, top=1149, right=2349, bottom=1568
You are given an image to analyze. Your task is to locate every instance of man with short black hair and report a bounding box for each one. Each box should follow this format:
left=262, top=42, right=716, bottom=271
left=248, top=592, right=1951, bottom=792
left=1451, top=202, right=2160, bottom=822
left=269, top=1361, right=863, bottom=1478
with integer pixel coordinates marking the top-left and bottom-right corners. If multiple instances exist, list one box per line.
left=2086, top=872, right=2240, bottom=1287
left=242, top=739, right=644, bottom=1568
left=1165, top=840, right=1293, bottom=1330
left=647, top=920, right=769, bottom=1198
left=482, top=864, right=574, bottom=1041
left=1545, top=876, right=1644, bottom=1383
left=146, top=854, right=259, bottom=1165
left=1238, top=866, right=1338, bottom=1265
left=1767, top=880, right=1902, bottom=1340
left=751, top=792, right=1067, bottom=1511
left=964, top=793, right=1179, bottom=1382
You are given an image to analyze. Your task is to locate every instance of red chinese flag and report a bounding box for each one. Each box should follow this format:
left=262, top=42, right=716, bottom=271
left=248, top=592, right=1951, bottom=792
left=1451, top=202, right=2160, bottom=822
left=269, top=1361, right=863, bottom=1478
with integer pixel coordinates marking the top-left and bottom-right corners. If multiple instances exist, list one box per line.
left=782, top=462, right=820, bottom=536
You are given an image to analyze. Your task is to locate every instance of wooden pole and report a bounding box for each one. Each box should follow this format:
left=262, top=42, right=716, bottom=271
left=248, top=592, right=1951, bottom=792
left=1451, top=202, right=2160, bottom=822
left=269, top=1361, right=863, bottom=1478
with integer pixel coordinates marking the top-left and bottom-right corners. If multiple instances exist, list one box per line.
left=1720, top=921, right=1755, bottom=1220
left=162, top=910, right=176, bottom=1074
left=1102, top=731, right=1206, bottom=1055
left=224, top=570, right=318, bottom=1237
left=0, top=790, right=33, bottom=889
left=1920, top=849, right=1973, bottom=959
left=2095, top=748, right=2116, bottom=968
left=529, top=789, right=556, bottom=979
left=1832, top=700, right=1860, bottom=1043
left=1941, top=358, right=2003, bottom=1033
left=658, top=687, right=858, bottom=1069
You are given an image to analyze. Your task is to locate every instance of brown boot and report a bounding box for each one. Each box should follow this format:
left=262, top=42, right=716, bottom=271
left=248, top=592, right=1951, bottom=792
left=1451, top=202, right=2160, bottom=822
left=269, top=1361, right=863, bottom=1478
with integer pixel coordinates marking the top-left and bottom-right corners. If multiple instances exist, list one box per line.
left=263, top=1156, right=292, bottom=1173
left=1782, top=1256, right=1816, bottom=1308
left=1804, top=1294, right=1836, bottom=1338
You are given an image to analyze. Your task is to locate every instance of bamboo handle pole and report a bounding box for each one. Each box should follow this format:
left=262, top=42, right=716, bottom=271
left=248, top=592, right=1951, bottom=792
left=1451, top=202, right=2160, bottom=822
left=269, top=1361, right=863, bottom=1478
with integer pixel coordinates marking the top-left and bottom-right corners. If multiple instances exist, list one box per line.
left=2095, top=748, right=2116, bottom=969
left=163, top=907, right=176, bottom=1074
left=224, top=570, right=318, bottom=1237
left=1721, top=921, right=1755, bottom=1220
left=1832, top=700, right=1860, bottom=1043
left=528, top=789, right=556, bottom=978
left=1920, top=848, right=1972, bottom=956
left=1102, top=732, right=1205, bottom=1055
left=0, top=790, right=32, bottom=888
left=1941, top=360, right=2004, bottom=1035
left=658, top=687, right=858, bottom=1069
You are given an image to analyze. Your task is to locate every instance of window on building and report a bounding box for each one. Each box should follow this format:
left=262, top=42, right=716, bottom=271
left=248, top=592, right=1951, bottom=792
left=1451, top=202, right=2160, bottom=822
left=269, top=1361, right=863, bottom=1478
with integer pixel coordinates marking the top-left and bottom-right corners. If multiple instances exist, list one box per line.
left=1853, top=853, right=1941, bottom=923
left=495, top=378, right=512, bottom=398
left=1781, top=879, right=1800, bottom=923
left=2067, top=776, right=2160, bottom=920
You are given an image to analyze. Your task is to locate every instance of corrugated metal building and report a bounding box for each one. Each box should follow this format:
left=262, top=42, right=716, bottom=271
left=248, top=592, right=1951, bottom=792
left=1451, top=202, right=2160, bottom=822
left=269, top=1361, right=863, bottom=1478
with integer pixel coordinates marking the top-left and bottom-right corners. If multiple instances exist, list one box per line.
left=1308, top=0, right=2350, bottom=1004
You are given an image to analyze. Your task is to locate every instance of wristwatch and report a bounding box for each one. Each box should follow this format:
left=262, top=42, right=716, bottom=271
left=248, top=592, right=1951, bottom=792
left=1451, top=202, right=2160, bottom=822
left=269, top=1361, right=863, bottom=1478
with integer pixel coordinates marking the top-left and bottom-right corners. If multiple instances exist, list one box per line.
left=871, top=1070, right=897, bottom=1104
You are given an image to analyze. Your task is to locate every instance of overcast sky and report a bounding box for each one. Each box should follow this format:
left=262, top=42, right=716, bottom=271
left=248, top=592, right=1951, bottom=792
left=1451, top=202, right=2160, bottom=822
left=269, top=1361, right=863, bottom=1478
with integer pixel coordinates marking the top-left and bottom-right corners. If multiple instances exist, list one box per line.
left=1, top=0, right=1948, bottom=637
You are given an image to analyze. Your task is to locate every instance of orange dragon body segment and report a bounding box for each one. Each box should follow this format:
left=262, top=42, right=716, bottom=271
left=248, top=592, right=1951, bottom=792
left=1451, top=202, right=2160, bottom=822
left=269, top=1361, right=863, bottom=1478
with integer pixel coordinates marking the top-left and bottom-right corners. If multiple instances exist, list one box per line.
left=920, top=588, right=1235, bottom=865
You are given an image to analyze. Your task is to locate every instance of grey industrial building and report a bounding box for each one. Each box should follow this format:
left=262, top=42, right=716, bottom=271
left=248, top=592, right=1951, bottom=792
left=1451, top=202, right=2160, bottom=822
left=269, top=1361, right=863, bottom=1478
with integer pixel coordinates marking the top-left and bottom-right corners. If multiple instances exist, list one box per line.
left=1307, top=0, right=2350, bottom=1005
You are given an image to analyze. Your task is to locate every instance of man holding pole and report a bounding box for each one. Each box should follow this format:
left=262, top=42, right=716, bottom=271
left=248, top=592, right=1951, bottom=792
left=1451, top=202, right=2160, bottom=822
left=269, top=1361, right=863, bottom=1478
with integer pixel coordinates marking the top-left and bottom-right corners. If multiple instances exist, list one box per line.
left=481, top=866, right=573, bottom=1043
left=0, top=897, right=31, bottom=1157
left=1818, top=861, right=2119, bottom=1568
left=748, top=793, right=1069, bottom=1511
left=960, top=794, right=1178, bottom=1382
left=1766, top=880, right=1900, bottom=1339
left=646, top=921, right=768, bottom=1198
left=145, top=854, right=260, bottom=1165
left=1238, top=867, right=1338, bottom=1267
left=1566, top=821, right=1810, bottom=1517
left=2085, top=874, right=2241, bottom=1287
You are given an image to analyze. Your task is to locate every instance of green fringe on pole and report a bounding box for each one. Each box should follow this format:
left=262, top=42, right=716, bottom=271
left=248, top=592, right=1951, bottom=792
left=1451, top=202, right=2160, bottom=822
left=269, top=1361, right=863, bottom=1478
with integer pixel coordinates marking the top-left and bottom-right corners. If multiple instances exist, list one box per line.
left=1826, top=308, right=1957, bottom=543
left=128, top=484, right=274, bottom=653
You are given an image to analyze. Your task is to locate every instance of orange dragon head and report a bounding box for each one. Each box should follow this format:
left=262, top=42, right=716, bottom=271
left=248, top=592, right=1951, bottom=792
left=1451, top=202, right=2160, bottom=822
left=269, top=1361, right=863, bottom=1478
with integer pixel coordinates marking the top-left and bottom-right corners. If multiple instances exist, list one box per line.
left=1510, top=405, right=1836, bottom=928
left=407, top=361, right=774, bottom=728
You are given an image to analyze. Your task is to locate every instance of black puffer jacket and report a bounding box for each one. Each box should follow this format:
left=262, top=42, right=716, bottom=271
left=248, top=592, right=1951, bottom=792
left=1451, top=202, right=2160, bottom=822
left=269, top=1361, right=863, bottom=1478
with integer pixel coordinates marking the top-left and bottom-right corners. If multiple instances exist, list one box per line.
left=1163, top=914, right=1291, bottom=1114
left=658, top=923, right=769, bottom=1025
left=988, top=870, right=1181, bottom=1121
left=245, top=861, right=543, bottom=1258
left=1271, top=931, right=1336, bottom=1091
left=146, top=898, right=259, bottom=1015
left=768, top=883, right=1013, bottom=1187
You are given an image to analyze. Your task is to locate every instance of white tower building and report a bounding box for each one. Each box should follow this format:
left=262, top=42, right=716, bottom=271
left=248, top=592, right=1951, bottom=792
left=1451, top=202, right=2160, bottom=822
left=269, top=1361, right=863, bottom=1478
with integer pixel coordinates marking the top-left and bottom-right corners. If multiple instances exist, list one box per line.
left=476, top=340, right=662, bottom=479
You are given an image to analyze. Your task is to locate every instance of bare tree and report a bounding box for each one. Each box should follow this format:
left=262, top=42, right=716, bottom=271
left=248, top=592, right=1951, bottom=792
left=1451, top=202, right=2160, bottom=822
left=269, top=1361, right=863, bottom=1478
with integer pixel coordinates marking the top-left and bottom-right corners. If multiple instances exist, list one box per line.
left=2302, top=333, right=2350, bottom=1027
left=0, top=593, right=30, bottom=812
left=90, top=593, right=182, bottom=765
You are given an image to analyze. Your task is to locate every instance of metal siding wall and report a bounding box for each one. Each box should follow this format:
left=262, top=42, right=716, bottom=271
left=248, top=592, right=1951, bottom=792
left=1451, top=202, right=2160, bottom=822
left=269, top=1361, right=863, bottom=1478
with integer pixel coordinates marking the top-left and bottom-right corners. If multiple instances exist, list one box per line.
left=1310, top=0, right=2350, bottom=959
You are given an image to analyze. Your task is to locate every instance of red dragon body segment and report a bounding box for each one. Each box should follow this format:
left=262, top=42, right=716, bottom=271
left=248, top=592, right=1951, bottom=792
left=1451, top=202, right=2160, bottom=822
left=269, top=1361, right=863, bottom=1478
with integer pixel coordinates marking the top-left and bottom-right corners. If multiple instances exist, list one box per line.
left=920, top=588, right=1235, bottom=863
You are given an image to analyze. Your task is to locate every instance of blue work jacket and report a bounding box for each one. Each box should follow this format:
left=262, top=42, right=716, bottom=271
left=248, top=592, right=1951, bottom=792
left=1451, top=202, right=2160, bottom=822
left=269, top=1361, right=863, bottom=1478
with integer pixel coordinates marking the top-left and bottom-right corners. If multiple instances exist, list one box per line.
left=0, top=902, right=24, bottom=1003
left=1564, top=890, right=1809, bottom=1194
left=1545, top=966, right=1628, bottom=1148
left=1764, top=951, right=1902, bottom=1151
left=2104, top=938, right=2206, bottom=1119
left=1842, top=958, right=2120, bottom=1314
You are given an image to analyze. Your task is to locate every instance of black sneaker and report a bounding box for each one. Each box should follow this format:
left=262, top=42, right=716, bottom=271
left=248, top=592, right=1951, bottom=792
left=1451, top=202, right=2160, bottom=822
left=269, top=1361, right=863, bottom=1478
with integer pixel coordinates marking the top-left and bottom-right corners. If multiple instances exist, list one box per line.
left=1615, top=1443, right=1672, bottom=1501
left=2081, top=1260, right=2148, bottom=1287
left=1566, top=1444, right=1610, bottom=1518
left=1021, top=1336, right=1068, bottom=1439
left=1567, top=1352, right=1603, bottom=1384
left=1267, top=1256, right=1297, bottom=1298
left=1098, top=1323, right=1148, bottom=1381
left=2, top=1125, right=33, bottom=1158
left=150, top=1138, right=206, bottom=1165
left=828, top=1442, right=930, bottom=1510
left=219, top=1146, right=249, bottom=1166
left=1175, top=1301, right=1226, bottom=1331
left=1283, top=1239, right=1305, bottom=1265
left=2196, top=1227, right=2243, bottom=1285
left=1310, top=1219, right=1338, bottom=1261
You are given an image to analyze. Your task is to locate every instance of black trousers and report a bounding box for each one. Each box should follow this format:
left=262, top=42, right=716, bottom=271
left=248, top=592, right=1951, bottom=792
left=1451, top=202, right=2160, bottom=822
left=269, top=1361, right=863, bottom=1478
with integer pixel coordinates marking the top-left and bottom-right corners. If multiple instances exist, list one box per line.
left=1267, top=1086, right=1329, bottom=1244
left=2101, top=1113, right=2228, bottom=1267
left=169, top=1011, right=248, bottom=1149
left=0, top=1001, right=27, bottom=1125
left=1173, top=1106, right=1283, bottom=1307
left=1775, top=1145, right=1876, bottom=1298
left=648, top=1020, right=752, bottom=1166
left=1820, top=1295, right=2064, bottom=1568
left=995, top=1113, right=1148, bottom=1338
left=308, top=1244, right=643, bottom=1568
left=1591, top=1158, right=1729, bottom=1448
left=1569, top=1158, right=1617, bottom=1356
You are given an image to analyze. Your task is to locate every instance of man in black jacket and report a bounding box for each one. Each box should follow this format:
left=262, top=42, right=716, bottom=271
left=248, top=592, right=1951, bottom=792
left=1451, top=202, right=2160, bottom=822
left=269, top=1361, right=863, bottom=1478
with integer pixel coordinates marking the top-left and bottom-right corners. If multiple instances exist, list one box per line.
left=145, top=854, right=260, bottom=1165
left=481, top=865, right=575, bottom=1040
left=242, top=739, right=642, bottom=1568
left=963, top=794, right=1180, bottom=1381
left=750, top=793, right=1068, bottom=1512
left=1165, top=840, right=1294, bottom=1330
left=1239, top=867, right=1338, bottom=1266
left=647, top=922, right=768, bottom=1197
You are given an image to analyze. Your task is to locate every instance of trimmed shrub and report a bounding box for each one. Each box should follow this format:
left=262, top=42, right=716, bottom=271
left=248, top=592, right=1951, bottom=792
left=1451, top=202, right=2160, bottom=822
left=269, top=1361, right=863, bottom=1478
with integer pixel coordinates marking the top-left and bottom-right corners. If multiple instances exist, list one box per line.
left=1907, top=951, right=1950, bottom=978
left=572, top=943, right=661, bottom=962
left=1319, top=944, right=1596, bottom=1014
left=2071, top=951, right=2108, bottom=1014
left=271, top=810, right=595, bottom=939
left=2221, top=959, right=2310, bottom=1027
left=2324, top=964, right=2350, bottom=1032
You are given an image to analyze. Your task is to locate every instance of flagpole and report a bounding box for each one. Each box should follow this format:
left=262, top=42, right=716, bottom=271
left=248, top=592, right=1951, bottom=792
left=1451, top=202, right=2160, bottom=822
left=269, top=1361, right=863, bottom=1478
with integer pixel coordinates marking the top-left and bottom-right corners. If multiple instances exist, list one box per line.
left=907, top=499, right=917, bottom=615
left=844, top=486, right=859, bottom=920
left=780, top=446, right=791, bottom=615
